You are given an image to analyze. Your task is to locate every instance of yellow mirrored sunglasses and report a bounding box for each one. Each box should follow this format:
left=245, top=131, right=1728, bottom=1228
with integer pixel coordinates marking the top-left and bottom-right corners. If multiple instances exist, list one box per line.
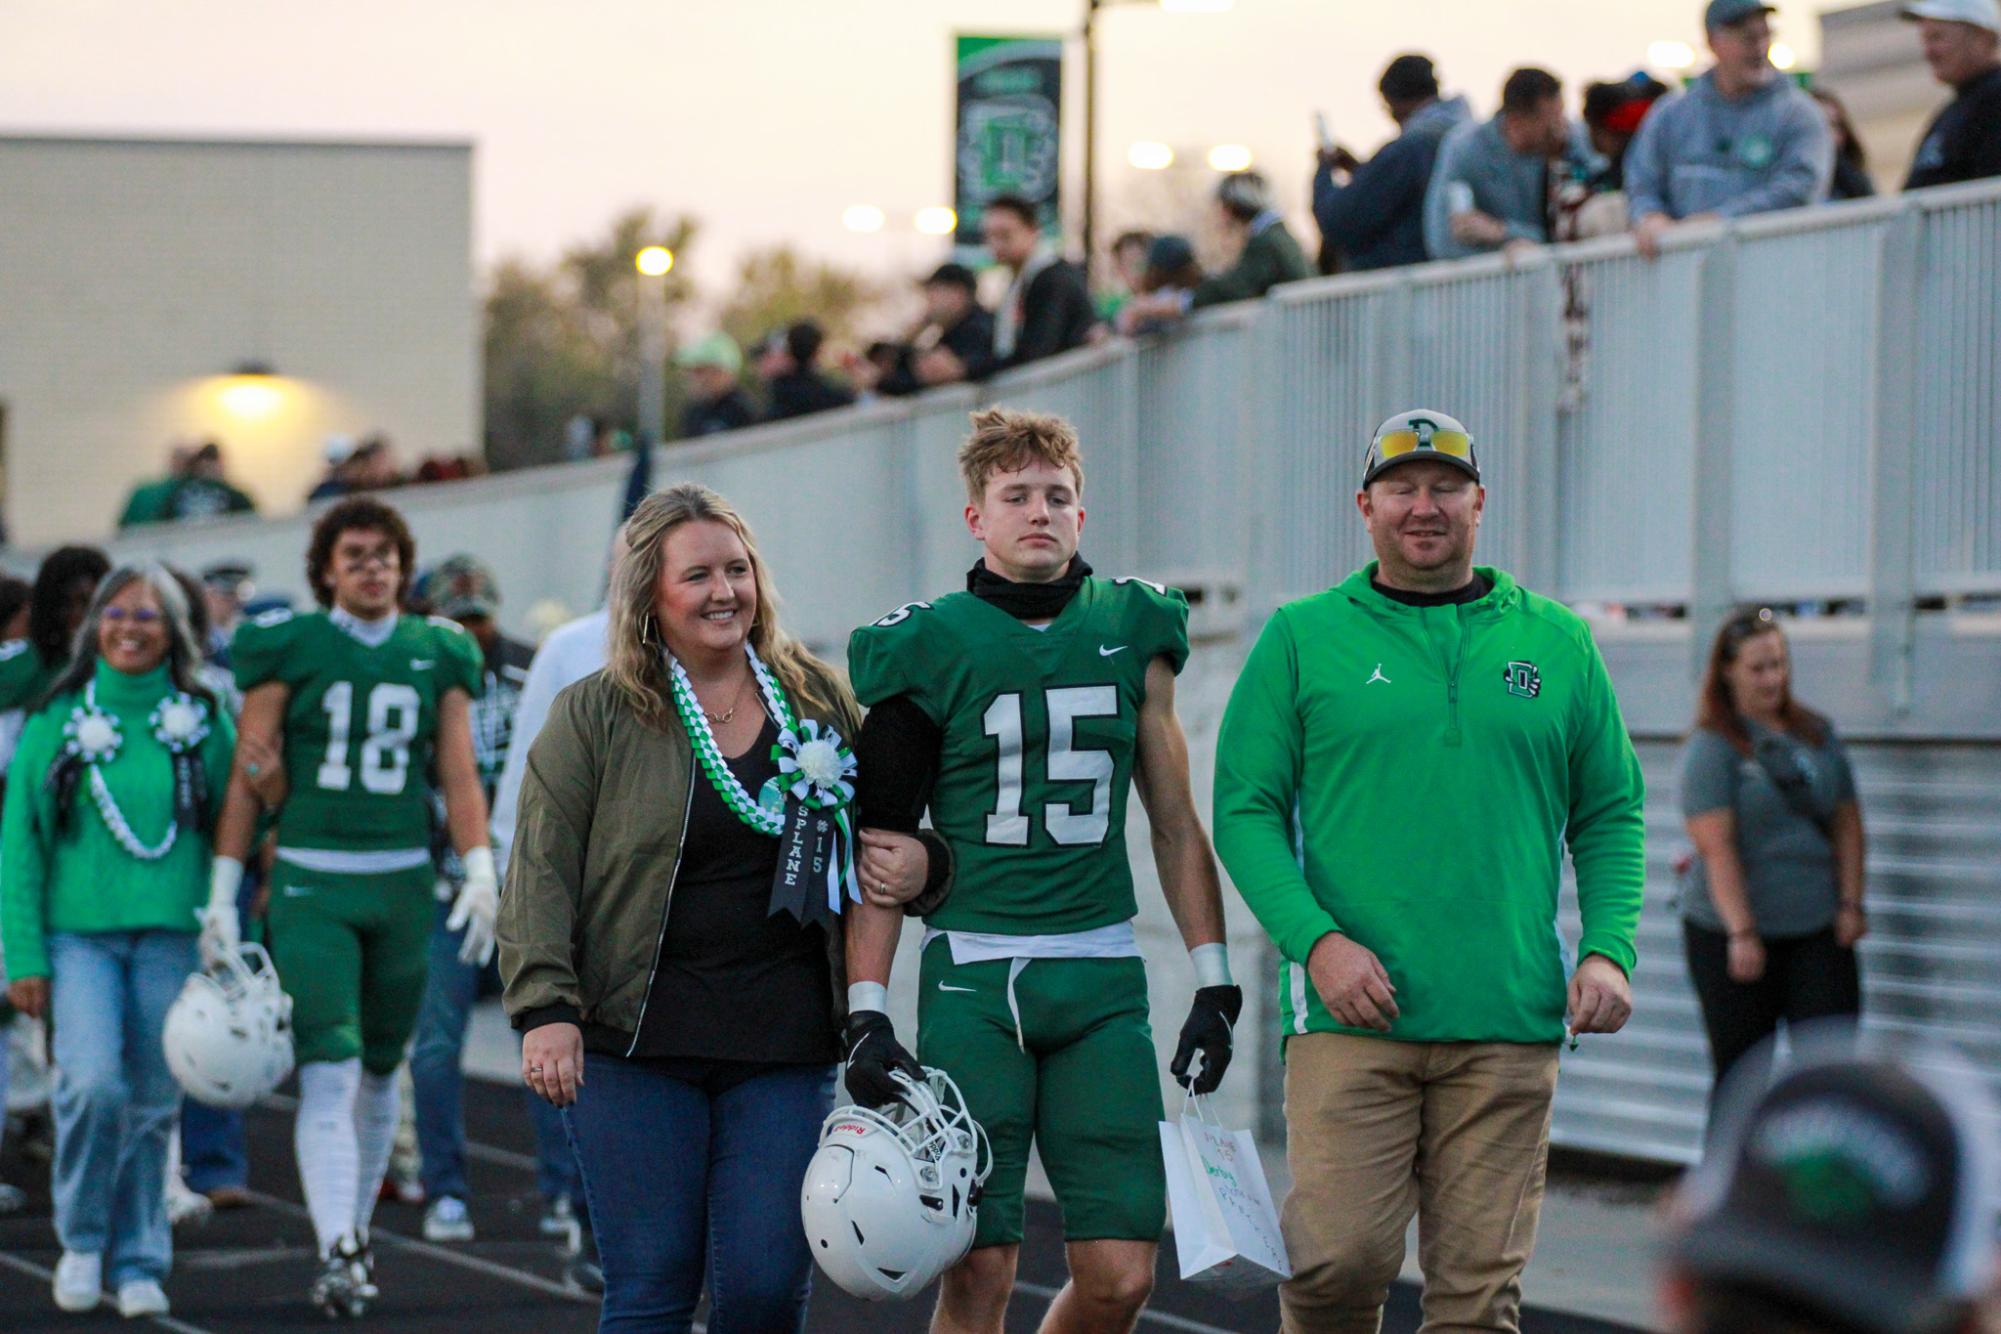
left=1374, top=428, right=1475, bottom=461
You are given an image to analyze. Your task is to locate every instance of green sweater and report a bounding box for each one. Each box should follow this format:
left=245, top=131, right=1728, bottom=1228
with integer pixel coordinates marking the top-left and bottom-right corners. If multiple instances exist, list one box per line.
left=1212, top=565, right=1645, bottom=1046
left=1, top=660, right=235, bottom=981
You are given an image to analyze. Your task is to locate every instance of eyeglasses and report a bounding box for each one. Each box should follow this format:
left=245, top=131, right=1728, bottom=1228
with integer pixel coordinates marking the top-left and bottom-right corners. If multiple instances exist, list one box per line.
left=1373, top=428, right=1476, bottom=463
left=102, top=607, right=162, bottom=625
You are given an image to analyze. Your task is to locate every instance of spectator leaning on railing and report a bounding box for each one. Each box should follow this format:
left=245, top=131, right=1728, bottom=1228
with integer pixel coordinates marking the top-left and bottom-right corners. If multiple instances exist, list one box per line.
left=864, top=263, right=995, bottom=396
left=675, top=333, right=757, bottom=439
left=1810, top=88, right=1877, bottom=200
left=1626, top=0, right=1833, bottom=259
left=1901, top=0, right=2001, bottom=189
left=1118, top=172, right=1312, bottom=333
left=1314, top=54, right=1471, bottom=271
left=984, top=194, right=1096, bottom=372
left=1424, top=67, right=1594, bottom=261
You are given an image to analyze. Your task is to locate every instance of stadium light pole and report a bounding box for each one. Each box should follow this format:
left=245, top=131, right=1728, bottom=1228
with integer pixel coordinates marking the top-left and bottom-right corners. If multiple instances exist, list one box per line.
left=1082, top=0, right=1231, bottom=280
left=635, top=246, right=673, bottom=447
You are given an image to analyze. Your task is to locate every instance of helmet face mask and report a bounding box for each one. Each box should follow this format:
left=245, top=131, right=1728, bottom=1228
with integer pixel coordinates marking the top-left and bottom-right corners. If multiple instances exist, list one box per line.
left=801, top=1068, right=993, bottom=1301
left=162, top=943, right=294, bottom=1110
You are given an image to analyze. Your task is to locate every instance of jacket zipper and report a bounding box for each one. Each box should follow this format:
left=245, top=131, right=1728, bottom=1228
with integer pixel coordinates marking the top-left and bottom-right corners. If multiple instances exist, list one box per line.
left=624, top=760, right=695, bottom=1058
left=1445, top=603, right=1475, bottom=747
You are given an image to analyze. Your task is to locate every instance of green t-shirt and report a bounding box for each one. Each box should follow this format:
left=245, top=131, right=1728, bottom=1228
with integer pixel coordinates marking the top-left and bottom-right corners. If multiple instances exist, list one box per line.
left=848, top=577, right=1189, bottom=935
left=230, top=609, right=482, bottom=853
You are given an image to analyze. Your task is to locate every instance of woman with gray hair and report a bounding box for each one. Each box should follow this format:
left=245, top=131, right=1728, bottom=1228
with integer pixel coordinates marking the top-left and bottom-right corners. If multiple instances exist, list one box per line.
left=0, top=563, right=237, bottom=1319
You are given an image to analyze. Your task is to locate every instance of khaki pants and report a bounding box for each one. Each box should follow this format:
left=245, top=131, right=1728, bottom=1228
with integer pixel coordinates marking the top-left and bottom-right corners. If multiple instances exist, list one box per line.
left=1278, top=1034, right=1560, bottom=1334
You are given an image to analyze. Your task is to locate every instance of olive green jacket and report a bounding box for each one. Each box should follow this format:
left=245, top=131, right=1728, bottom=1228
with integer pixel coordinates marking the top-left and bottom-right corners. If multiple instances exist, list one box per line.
left=497, top=662, right=862, bottom=1042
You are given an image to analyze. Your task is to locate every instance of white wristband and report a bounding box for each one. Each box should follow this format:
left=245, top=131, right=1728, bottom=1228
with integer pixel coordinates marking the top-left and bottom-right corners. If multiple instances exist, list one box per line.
left=461, top=845, right=497, bottom=887
left=848, top=981, right=889, bottom=1014
left=209, top=856, right=244, bottom=909
left=1190, top=943, right=1232, bottom=988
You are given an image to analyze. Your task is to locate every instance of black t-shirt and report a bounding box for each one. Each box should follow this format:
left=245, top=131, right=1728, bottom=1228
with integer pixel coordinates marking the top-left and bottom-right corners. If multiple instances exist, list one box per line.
left=1906, top=66, right=2001, bottom=191
left=622, top=714, right=840, bottom=1067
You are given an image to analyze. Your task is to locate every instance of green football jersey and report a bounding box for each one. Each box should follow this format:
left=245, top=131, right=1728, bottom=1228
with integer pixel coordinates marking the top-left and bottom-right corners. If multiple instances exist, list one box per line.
left=0, top=639, right=55, bottom=712
left=848, top=577, right=1190, bottom=935
left=231, top=609, right=483, bottom=852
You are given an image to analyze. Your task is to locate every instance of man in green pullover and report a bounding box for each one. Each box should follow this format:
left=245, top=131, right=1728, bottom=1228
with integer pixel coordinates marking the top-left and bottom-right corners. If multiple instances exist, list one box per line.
left=1213, top=408, right=1645, bottom=1334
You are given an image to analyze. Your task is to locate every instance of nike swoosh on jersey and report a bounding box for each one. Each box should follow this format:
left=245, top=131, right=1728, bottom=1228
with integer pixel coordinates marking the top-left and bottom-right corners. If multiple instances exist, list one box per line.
left=1098, top=644, right=1128, bottom=657
left=937, top=982, right=978, bottom=993
left=282, top=884, right=314, bottom=897
left=410, top=659, right=434, bottom=669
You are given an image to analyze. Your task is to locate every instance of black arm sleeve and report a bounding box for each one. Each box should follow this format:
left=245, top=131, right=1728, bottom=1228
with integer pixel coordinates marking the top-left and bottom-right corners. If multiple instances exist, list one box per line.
left=854, top=693, right=954, bottom=916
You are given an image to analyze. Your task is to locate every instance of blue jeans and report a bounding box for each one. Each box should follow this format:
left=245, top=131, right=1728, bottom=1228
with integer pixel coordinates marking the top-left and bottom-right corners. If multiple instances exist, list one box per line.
left=49, top=930, right=197, bottom=1285
left=411, top=901, right=582, bottom=1205
left=563, top=1057, right=835, bottom=1334
left=178, top=1099, right=246, bottom=1192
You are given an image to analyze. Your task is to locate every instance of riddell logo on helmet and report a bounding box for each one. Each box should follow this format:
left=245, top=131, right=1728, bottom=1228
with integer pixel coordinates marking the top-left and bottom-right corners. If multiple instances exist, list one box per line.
left=833, top=1122, right=868, bottom=1136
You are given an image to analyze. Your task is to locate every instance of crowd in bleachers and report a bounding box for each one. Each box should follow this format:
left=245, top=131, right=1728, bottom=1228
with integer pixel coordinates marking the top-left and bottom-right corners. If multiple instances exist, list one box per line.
left=94, top=0, right=2001, bottom=527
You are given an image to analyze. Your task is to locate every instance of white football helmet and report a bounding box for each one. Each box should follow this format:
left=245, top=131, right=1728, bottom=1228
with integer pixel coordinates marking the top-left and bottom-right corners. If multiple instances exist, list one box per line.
left=801, top=1067, right=991, bottom=1301
left=162, top=943, right=293, bottom=1109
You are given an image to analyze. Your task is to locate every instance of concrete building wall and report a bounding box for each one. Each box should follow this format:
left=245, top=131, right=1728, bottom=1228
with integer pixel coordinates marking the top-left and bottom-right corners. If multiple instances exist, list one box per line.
left=0, top=135, right=475, bottom=546
left=1819, top=0, right=1952, bottom=191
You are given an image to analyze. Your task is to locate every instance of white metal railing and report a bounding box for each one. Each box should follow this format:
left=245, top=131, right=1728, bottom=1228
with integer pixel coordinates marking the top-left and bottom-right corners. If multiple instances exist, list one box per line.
left=40, top=179, right=1999, bottom=647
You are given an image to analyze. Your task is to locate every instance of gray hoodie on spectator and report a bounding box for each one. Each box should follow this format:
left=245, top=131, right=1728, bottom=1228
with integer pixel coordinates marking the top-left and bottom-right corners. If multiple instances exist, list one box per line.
left=1422, top=115, right=1598, bottom=261
left=1313, top=95, right=1472, bottom=270
left=1624, top=69, right=1831, bottom=221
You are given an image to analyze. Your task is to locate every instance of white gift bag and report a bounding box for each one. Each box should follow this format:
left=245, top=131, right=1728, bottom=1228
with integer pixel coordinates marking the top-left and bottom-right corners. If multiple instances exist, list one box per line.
left=1159, top=1095, right=1291, bottom=1290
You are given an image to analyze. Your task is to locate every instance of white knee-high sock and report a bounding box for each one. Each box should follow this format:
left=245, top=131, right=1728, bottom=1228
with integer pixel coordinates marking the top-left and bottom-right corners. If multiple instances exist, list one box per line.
left=350, top=1067, right=401, bottom=1237
left=296, top=1059, right=363, bottom=1256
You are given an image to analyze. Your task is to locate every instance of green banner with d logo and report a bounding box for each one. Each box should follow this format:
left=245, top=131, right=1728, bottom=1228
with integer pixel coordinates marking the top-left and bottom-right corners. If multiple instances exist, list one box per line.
left=954, top=35, right=1063, bottom=259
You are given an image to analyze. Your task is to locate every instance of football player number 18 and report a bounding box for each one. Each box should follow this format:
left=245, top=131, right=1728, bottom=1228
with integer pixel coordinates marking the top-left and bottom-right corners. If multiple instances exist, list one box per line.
left=317, top=681, right=421, bottom=795
left=982, top=686, right=1118, bottom=846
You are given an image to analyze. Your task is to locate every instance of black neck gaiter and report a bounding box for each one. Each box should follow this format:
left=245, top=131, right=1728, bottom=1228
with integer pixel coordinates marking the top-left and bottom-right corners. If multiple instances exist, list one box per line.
left=967, top=556, right=1094, bottom=621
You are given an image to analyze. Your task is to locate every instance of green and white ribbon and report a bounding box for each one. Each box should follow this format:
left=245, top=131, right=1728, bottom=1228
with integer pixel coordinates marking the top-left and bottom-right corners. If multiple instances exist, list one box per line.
left=61, top=683, right=209, bottom=862
left=666, top=644, right=861, bottom=913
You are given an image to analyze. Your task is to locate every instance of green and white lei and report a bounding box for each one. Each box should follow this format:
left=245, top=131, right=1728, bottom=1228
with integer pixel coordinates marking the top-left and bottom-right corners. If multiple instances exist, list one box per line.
left=667, top=644, right=861, bottom=912
left=60, top=683, right=211, bottom=862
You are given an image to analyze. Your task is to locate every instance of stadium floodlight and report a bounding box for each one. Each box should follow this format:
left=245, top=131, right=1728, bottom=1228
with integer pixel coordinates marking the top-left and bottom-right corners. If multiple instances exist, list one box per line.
left=914, top=207, right=958, bottom=235
left=1128, top=141, right=1175, bottom=170
left=1647, top=39, right=1696, bottom=71
left=1207, top=144, right=1254, bottom=172
left=635, top=246, right=674, bottom=276
left=1770, top=41, right=1797, bottom=71
left=842, top=204, right=886, bottom=234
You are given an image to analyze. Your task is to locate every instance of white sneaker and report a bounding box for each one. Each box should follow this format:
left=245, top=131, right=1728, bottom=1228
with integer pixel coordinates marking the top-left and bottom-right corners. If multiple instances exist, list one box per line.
left=52, top=1251, right=101, bottom=1312
left=422, top=1195, right=474, bottom=1243
left=116, top=1279, right=170, bottom=1318
left=166, top=1176, right=214, bottom=1228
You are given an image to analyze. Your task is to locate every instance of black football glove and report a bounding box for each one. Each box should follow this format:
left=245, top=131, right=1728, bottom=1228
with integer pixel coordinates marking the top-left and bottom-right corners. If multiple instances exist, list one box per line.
left=843, top=1010, right=923, bottom=1109
left=1170, top=985, right=1243, bottom=1096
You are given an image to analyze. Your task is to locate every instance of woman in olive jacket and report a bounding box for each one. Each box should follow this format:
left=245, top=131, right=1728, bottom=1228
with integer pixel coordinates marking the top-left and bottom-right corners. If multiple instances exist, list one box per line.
left=497, top=484, right=921, bottom=1334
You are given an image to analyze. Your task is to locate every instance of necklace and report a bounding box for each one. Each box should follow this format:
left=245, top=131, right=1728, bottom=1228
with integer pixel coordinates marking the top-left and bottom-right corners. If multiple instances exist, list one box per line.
left=697, top=671, right=749, bottom=726
left=667, top=645, right=795, bottom=836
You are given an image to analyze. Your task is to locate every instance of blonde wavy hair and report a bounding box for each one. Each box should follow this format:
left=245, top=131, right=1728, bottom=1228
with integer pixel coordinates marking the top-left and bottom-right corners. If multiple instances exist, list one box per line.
left=606, top=483, right=847, bottom=730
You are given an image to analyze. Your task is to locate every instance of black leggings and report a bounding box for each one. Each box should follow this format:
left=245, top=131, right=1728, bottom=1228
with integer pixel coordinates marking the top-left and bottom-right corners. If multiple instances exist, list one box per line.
left=1682, top=920, right=1862, bottom=1113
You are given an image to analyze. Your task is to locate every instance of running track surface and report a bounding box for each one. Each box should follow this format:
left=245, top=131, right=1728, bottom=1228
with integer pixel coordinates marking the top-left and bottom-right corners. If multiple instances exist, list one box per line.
left=0, top=1076, right=1646, bottom=1333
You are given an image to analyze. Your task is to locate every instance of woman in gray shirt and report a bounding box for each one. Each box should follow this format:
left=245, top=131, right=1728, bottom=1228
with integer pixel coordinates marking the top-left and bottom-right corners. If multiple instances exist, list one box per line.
left=1678, top=609, right=1866, bottom=1106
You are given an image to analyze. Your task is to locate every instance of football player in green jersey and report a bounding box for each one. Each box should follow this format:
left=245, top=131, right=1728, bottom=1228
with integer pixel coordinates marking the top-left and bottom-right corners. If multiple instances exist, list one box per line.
left=844, top=408, right=1242, bottom=1334
left=206, top=498, right=491, bottom=1319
